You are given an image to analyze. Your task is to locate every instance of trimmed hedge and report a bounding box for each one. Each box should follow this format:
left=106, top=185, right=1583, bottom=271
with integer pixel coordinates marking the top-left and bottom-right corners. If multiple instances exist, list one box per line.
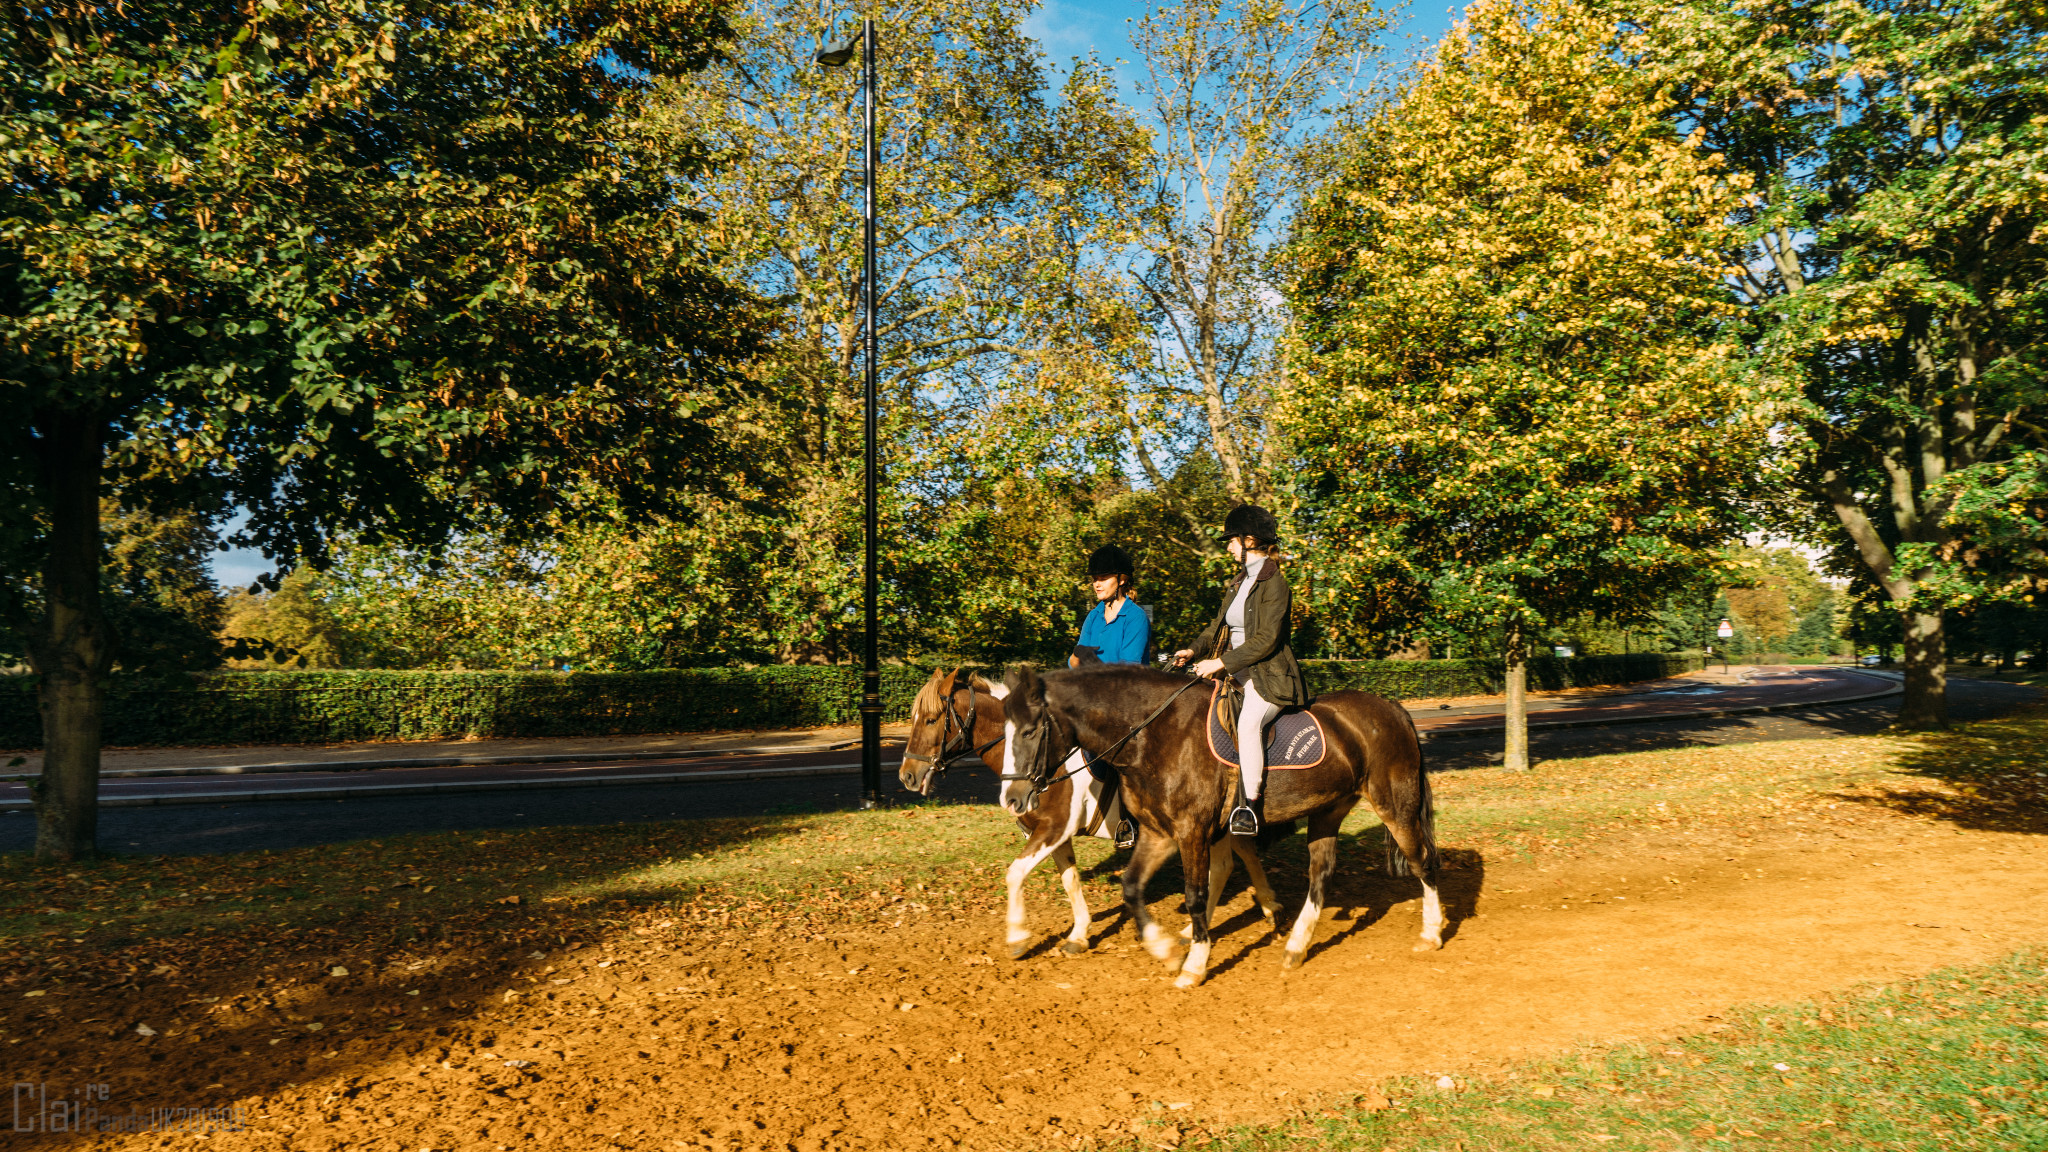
left=0, top=653, right=1702, bottom=750
left=1302, top=652, right=1703, bottom=701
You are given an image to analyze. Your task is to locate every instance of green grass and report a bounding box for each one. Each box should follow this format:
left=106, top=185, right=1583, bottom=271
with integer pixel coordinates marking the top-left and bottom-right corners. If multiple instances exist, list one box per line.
left=1182, top=950, right=2048, bottom=1151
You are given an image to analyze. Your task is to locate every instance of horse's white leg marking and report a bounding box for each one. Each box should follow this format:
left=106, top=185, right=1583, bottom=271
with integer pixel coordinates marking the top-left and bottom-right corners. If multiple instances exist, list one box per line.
left=1054, top=841, right=1091, bottom=954
left=1004, top=838, right=1059, bottom=957
left=1232, top=839, right=1283, bottom=927
left=1174, top=939, right=1212, bottom=989
left=1174, top=847, right=1232, bottom=987
left=1138, top=906, right=1171, bottom=959
left=1282, top=888, right=1320, bottom=968
left=1417, top=879, right=1445, bottom=951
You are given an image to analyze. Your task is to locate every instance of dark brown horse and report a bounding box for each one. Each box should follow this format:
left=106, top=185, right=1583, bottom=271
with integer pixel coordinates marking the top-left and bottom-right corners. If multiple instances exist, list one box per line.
left=1001, top=664, right=1441, bottom=987
left=899, top=667, right=1281, bottom=959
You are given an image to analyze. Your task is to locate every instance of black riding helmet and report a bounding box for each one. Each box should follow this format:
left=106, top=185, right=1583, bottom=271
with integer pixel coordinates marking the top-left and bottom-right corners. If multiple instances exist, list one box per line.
left=1087, top=543, right=1136, bottom=579
left=1223, top=504, right=1280, bottom=545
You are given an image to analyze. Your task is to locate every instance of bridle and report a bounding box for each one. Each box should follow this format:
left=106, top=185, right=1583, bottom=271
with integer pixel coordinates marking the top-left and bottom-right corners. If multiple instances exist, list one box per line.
left=998, top=674, right=1208, bottom=815
left=901, top=670, right=1004, bottom=783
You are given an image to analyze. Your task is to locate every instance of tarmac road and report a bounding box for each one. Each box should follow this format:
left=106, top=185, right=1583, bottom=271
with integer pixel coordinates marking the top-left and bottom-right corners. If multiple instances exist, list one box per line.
left=0, top=672, right=2033, bottom=858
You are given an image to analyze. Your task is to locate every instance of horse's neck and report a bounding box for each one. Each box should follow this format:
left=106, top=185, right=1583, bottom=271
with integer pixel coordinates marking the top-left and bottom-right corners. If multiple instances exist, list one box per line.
left=1054, top=677, right=1183, bottom=757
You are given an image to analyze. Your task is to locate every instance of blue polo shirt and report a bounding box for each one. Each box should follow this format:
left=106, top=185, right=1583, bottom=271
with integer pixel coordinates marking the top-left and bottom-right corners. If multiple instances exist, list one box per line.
left=1078, top=599, right=1150, bottom=665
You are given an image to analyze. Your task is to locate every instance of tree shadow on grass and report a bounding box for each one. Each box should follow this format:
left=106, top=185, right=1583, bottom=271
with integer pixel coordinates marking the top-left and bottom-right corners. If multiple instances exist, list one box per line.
left=1830, top=702, right=2048, bottom=835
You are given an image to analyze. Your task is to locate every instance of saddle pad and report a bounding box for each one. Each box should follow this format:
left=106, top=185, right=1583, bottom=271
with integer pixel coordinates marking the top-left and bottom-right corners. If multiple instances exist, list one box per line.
left=1207, top=683, right=1327, bottom=769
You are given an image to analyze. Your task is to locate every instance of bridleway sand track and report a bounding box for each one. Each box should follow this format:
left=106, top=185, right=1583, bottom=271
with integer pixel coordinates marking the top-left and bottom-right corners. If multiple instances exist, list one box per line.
left=18, top=800, right=2048, bottom=1152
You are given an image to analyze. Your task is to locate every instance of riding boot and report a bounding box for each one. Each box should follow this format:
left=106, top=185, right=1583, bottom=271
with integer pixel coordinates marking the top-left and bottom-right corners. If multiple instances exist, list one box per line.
left=1114, top=818, right=1137, bottom=850
left=1227, top=797, right=1260, bottom=837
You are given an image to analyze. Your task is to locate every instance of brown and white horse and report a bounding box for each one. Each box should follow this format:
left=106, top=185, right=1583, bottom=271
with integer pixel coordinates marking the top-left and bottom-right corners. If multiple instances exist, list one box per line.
left=899, top=668, right=1281, bottom=959
left=1001, top=664, right=1443, bottom=988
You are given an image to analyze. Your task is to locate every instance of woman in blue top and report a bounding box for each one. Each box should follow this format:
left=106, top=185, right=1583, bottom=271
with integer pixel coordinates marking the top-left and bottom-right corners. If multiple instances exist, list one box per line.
left=1070, top=544, right=1150, bottom=666
left=1065, top=544, right=1150, bottom=848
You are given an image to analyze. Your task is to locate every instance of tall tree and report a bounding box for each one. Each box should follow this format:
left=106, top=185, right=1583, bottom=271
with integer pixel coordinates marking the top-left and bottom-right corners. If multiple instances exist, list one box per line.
left=1286, top=0, right=1772, bottom=766
left=1115, top=0, right=1386, bottom=547
left=1638, top=0, right=2048, bottom=727
left=1, top=0, right=760, bottom=859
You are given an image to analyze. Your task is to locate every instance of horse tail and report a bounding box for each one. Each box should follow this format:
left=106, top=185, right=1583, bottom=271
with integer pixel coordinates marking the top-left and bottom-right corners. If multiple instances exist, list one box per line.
left=1385, top=741, right=1436, bottom=879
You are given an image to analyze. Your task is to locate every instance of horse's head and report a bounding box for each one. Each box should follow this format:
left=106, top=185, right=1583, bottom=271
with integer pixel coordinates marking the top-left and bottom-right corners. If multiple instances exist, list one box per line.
left=999, top=666, right=1071, bottom=816
left=901, top=667, right=1004, bottom=796
left=899, top=667, right=967, bottom=796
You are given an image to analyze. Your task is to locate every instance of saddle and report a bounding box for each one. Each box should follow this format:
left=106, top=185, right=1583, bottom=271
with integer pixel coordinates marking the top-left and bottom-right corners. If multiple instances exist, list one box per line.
left=1206, top=680, right=1326, bottom=770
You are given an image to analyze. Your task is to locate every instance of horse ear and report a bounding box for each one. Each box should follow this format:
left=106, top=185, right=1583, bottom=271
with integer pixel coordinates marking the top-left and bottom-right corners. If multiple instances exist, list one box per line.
left=1004, top=666, right=1045, bottom=710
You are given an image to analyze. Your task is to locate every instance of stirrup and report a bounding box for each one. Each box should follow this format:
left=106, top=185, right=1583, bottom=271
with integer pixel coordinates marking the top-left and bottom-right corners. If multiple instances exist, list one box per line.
left=1227, top=804, right=1259, bottom=836
left=1114, top=818, right=1137, bottom=850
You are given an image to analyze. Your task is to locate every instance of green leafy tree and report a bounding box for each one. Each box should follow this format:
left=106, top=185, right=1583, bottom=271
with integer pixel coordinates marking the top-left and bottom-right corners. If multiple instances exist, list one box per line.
left=1, top=0, right=760, bottom=859
left=221, top=569, right=354, bottom=669
left=97, top=500, right=232, bottom=676
left=1286, top=0, right=1772, bottom=767
left=1638, top=0, right=2048, bottom=727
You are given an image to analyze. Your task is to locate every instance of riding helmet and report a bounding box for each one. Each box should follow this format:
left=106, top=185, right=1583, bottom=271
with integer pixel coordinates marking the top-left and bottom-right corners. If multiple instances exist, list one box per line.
left=1223, top=504, right=1280, bottom=544
left=1086, top=543, right=1136, bottom=579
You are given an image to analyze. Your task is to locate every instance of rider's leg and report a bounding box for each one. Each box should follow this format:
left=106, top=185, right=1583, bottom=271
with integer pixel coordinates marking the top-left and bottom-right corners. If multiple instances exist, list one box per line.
left=1229, top=682, right=1277, bottom=834
left=1236, top=680, right=1277, bottom=799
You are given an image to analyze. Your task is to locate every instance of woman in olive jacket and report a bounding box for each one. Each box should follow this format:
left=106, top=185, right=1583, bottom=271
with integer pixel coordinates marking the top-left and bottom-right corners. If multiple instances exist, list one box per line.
left=1174, top=504, right=1305, bottom=834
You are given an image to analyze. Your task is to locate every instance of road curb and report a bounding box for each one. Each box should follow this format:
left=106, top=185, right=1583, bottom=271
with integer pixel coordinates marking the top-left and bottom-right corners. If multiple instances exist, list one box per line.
left=1417, top=673, right=1904, bottom=742
left=0, top=762, right=875, bottom=810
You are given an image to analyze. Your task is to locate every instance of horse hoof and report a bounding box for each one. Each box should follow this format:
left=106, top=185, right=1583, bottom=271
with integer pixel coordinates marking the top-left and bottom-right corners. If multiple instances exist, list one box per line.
left=1173, top=971, right=1204, bottom=989
left=1059, top=939, right=1089, bottom=956
left=1281, top=950, right=1305, bottom=970
left=1160, top=946, right=1188, bottom=973
left=1007, top=942, right=1031, bottom=960
left=1413, top=937, right=1442, bottom=953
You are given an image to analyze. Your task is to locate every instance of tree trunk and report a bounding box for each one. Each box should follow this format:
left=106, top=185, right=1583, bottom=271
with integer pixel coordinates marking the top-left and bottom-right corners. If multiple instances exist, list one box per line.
left=1895, top=608, right=1948, bottom=730
left=1503, top=622, right=1529, bottom=771
left=26, top=411, right=112, bottom=862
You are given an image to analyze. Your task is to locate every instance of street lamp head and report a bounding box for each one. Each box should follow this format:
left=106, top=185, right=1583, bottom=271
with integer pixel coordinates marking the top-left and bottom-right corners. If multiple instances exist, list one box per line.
left=816, top=34, right=857, bottom=67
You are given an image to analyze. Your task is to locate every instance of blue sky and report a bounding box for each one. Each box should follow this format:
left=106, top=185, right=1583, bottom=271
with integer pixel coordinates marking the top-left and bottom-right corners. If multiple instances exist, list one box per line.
left=1024, top=0, right=1464, bottom=79
left=208, top=0, right=1467, bottom=593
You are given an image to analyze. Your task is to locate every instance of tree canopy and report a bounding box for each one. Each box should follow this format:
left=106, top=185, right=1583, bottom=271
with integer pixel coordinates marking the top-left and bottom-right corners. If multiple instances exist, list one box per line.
left=1286, top=0, right=1776, bottom=761
left=1637, top=0, right=2048, bottom=726
left=2, top=0, right=764, bottom=858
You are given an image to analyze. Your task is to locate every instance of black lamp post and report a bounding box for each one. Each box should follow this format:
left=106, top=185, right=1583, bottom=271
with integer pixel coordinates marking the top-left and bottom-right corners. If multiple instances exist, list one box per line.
left=818, top=19, right=884, bottom=810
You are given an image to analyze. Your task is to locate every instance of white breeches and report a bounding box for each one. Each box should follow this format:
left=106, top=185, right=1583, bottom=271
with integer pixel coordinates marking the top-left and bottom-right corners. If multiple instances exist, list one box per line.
left=1236, top=680, right=1278, bottom=800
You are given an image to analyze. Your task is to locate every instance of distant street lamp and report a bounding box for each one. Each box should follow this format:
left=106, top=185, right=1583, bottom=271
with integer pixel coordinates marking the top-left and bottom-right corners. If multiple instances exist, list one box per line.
left=817, top=19, right=884, bottom=810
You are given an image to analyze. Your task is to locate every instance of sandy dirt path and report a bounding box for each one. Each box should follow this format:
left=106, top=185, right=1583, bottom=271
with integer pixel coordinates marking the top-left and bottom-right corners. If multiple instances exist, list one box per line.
left=14, top=798, right=2048, bottom=1152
